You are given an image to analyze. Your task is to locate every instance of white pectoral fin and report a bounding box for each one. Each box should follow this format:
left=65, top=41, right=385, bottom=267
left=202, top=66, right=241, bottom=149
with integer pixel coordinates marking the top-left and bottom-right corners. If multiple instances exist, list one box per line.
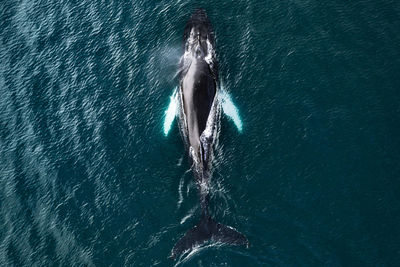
left=163, top=87, right=178, bottom=136
left=218, top=88, right=243, bottom=133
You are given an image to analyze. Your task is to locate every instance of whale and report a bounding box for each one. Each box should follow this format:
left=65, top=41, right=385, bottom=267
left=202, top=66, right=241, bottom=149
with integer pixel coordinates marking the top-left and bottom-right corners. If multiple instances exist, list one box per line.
left=170, top=9, right=249, bottom=259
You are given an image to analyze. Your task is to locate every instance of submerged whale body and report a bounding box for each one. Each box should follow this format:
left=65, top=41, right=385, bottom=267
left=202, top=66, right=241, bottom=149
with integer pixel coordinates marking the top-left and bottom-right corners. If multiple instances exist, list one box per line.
left=171, top=9, right=248, bottom=259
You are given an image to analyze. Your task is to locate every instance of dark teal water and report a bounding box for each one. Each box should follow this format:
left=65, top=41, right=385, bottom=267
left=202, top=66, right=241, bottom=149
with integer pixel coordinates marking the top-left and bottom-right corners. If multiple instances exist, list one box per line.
left=1, top=0, right=400, bottom=266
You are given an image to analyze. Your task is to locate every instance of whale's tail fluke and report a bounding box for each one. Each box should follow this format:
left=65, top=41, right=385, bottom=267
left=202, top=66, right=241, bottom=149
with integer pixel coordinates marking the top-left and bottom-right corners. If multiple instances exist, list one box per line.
left=170, top=214, right=249, bottom=259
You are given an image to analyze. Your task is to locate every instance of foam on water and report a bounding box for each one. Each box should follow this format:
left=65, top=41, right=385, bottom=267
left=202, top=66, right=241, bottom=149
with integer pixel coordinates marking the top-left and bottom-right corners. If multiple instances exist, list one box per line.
left=163, top=87, right=178, bottom=136
left=219, top=87, right=243, bottom=133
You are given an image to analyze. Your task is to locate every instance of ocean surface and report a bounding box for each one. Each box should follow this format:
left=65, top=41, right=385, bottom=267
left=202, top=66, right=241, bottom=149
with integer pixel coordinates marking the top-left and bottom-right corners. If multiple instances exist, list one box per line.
left=1, top=0, right=400, bottom=266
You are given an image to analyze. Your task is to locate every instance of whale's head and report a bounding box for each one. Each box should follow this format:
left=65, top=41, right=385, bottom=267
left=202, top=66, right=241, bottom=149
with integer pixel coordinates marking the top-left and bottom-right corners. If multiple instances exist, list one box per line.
left=183, top=9, right=215, bottom=60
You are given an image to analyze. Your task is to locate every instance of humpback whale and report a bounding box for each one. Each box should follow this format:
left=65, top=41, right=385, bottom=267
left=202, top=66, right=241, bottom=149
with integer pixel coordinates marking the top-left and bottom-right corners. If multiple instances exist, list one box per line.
left=170, top=9, right=249, bottom=259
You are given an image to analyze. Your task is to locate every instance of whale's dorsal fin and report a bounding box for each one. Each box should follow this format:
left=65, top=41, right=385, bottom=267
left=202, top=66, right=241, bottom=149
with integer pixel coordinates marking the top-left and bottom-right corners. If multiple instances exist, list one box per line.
left=218, top=88, right=243, bottom=132
left=163, top=87, right=178, bottom=136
